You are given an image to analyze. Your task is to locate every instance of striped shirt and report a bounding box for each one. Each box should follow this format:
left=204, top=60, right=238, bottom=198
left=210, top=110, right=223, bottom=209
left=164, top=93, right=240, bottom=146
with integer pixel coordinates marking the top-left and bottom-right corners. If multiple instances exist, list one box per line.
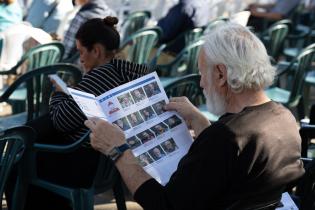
left=49, top=59, right=149, bottom=141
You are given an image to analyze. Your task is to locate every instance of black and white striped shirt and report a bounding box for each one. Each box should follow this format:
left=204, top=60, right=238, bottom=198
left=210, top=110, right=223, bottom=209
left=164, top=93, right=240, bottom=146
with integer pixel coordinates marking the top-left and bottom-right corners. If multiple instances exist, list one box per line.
left=49, top=59, right=149, bottom=141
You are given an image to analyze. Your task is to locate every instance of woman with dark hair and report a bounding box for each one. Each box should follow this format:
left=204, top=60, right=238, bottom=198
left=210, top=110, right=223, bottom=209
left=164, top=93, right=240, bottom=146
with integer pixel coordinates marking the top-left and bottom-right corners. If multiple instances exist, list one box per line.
left=6, top=16, right=152, bottom=210
left=50, top=16, right=150, bottom=142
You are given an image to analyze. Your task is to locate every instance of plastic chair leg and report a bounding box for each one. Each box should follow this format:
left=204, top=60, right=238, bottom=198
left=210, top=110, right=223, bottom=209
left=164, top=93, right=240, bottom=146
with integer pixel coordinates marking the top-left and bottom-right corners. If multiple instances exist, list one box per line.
left=72, top=189, right=94, bottom=210
left=113, top=177, right=127, bottom=210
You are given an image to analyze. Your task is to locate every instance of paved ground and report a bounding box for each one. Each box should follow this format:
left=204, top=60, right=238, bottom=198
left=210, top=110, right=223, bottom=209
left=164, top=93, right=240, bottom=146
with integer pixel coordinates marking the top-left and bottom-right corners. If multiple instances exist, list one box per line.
left=2, top=191, right=143, bottom=210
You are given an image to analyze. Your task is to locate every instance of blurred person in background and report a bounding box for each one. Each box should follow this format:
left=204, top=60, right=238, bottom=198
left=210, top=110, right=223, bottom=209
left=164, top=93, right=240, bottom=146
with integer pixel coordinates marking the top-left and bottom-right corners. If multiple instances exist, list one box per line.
left=24, top=0, right=74, bottom=34
left=0, top=0, right=22, bottom=32
left=62, top=0, right=116, bottom=60
left=157, top=0, right=212, bottom=53
left=247, top=0, right=300, bottom=32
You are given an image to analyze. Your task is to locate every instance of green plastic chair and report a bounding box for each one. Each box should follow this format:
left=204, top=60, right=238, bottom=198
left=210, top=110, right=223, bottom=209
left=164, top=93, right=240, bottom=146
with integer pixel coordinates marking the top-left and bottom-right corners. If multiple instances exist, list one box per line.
left=0, top=64, right=82, bottom=126
left=265, top=45, right=315, bottom=119
left=0, top=41, right=64, bottom=76
left=1, top=126, right=35, bottom=210
left=203, top=16, right=228, bottom=34
left=164, top=74, right=218, bottom=122
left=276, top=19, right=313, bottom=60
left=150, top=27, right=204, bottom=67
left=121, top=10, right=151, bottom=43
left=300, top=43, right=315, bottom=115
left=119, top=26, right=162, bottom=64
left=155, top=39, right=205, bottom=85
left=265, top=23, right=289, bottom=61
left=27, top=131, right=127, bottom=210
left=0, top=34, right=3, bottom=58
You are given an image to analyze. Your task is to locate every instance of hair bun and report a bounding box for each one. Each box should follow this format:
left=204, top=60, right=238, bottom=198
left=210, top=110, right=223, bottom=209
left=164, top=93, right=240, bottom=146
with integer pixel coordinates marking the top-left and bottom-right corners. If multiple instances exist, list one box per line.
left=103, top=16, right=118, bottom=27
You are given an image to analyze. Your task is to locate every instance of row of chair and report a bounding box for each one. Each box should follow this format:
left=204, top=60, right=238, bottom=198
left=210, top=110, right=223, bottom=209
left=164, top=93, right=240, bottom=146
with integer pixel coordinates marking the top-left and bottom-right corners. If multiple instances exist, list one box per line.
left=0, top=125, right=127, bottom=210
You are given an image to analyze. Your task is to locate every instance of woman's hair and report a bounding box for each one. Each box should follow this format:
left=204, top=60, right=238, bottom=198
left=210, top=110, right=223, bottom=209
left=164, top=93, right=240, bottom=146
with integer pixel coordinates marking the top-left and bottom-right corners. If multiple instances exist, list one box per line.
left=203, top=22, right=275, bottom=93
left=75, top=16, right=120, bottom=52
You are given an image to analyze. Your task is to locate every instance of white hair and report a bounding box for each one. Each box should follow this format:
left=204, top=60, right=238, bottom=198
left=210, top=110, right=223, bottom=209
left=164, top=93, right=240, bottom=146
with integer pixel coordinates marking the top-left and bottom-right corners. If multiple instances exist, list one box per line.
left=202, top=22, right=275, bottom=93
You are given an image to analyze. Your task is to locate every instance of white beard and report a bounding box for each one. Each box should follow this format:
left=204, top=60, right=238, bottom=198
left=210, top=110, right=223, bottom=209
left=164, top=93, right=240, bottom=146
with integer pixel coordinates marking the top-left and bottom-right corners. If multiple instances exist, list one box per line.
left=203, top=89, right=227, bottom=116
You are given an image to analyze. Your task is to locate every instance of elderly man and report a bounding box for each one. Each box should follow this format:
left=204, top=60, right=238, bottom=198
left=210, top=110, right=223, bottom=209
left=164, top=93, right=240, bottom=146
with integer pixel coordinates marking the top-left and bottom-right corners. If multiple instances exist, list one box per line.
left=85, top=22, right=304, bottom=210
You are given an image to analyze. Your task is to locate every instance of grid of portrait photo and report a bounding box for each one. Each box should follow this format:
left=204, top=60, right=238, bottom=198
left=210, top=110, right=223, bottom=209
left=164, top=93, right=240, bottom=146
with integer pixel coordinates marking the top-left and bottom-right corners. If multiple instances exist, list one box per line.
left=136, top=138, right=179, bottom=167
left=112, top=99, right=168, bottom=131
left=125, top=114, right=183, bottom=149
left=117, top=81, right=162, bottom=110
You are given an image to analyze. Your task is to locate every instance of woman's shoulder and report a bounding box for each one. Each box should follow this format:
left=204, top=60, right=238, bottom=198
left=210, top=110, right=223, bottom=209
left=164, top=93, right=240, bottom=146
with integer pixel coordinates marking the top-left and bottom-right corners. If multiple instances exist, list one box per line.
left=111, top=58, right=149, bottom=69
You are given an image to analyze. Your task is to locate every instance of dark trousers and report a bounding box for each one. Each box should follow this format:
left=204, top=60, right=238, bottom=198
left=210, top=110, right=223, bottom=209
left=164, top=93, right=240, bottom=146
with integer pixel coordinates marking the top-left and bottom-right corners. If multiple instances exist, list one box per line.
left=6, top=114, right=99, bottom=210
left=247, top=15, right=276, bottom=33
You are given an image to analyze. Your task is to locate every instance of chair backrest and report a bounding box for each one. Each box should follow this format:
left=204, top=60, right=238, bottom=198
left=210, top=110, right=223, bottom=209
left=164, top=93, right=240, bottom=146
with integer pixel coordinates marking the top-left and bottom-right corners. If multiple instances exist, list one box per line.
left=120, top=26, right=162, bottom=64
left=0, top=126, right=34, bottom=206
left=204, top=17, right=227, bottom=34
left=29, top=130, right=126, bottom=210
left=184, top=27, right=204, bottom=47
left=157, top=39, right=205, bottom=77
left=288, top=44, right=315, bottom=107
left=268, top=24, right=289, bottom=60
left=120, top=10, right=151, bottom=42
left=0, top=34, right=3, bottom=58
left=164, top=74, right=204, bottom=106
left=0, top=63, right=82, bottom=121
left=16, top=41, right=65, bottom=74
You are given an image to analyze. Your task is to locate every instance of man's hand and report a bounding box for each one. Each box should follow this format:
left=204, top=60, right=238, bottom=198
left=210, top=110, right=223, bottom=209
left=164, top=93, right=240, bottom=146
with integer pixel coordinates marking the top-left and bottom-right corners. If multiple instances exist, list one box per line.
left=84, top=118, right=126, bottom=155
left=85, top=117, right=151, bottom=195
left=165, top=97, right=210, bottom=137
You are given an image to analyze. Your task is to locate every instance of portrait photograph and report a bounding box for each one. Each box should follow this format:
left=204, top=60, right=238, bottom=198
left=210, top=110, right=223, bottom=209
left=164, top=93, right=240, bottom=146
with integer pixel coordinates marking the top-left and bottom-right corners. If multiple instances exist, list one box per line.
left=164, top=115, right=182, bottom=129
left=137, top=152, right=154, bottom=167
left=140, top=106, right=157, bottom=121
left=148, top=145, right=166, bottom=161
left=150, top=122, right=169, bottom=136
left=117, top=92, right=134, bottom=108
left=144, top=82, right=161, bottom=98
left=152, top=100, right=166, bottom=115
left=127, top=111, right=144, bottom=127
left=113, top=117, right=131, bottom=131
left=137, top=129, right=155, bottom=144
left=126, top=136, right=142, bottom=150
left=161, top=138, right=178, bottom=154
left=131, top=87, right=147, bottom=103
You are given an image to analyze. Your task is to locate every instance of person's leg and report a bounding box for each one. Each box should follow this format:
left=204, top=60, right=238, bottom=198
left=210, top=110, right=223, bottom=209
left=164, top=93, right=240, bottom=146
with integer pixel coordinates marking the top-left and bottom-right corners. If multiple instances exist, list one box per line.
left=23, top=147, right=100, bottom=210
left=247, top=15, right=266, bottom=33
left=25, top=113, right=67, bottom=144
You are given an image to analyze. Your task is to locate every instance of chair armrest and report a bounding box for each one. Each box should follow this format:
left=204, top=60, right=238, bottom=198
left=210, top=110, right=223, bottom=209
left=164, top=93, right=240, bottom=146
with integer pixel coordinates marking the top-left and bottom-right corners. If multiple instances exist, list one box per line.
left=287, top=24, right=312, bottom=40
left=34, top=131, right=90, bottom=153
left=149, top=43, right=167, bottom=67
left=299, top=124, right=315, bottom=157
left=0, top=63, right=20, bottom=75
left=276, top=61, right=297, bottom=76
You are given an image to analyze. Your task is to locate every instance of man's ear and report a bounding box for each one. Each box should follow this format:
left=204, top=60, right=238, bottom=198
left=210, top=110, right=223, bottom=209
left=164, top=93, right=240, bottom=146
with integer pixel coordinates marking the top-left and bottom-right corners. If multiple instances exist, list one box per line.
left=214, top=64, right=227, bottom=87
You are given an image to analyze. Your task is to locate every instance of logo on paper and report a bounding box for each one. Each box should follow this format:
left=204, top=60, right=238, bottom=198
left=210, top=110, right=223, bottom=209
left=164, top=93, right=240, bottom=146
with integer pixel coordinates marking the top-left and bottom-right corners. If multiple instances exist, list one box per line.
left=107, top=101, right=120, bottom=115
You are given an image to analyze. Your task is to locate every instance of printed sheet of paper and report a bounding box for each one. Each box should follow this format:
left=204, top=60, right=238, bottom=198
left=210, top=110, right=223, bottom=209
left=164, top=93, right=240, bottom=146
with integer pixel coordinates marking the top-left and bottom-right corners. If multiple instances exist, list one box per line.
left=67, top=88, right=106, bottom=120
left=276, top=192, right=298, bottom=210
left=96, top=72, right=193, bottom=185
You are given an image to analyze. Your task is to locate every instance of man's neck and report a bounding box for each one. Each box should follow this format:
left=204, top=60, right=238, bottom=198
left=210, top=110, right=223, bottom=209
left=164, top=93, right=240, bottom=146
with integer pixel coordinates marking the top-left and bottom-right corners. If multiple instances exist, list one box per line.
left=225, top=89, right=270, bottom=113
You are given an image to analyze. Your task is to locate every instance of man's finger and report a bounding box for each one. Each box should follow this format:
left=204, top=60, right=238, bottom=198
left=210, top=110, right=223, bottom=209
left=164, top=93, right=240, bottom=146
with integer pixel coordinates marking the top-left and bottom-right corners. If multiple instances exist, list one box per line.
left=84, top=120, right=96, bottom=130
left=164, top=102, right=179, bottom=111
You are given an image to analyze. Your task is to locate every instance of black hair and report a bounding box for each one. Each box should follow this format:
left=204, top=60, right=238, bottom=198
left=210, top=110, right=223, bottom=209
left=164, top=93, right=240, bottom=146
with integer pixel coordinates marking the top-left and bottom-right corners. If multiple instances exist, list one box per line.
left=75, top=16, right=120, bottom=52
